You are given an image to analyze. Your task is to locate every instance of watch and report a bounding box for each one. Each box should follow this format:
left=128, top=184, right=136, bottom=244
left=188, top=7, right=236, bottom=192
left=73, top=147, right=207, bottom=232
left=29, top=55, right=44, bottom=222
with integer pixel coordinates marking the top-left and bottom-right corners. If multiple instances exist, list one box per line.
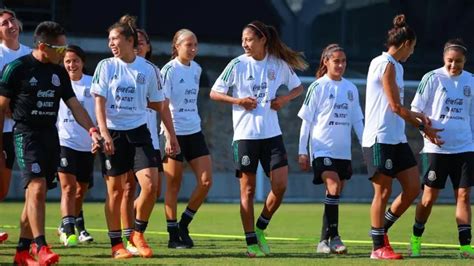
left=418, top=123, right=425, bottom=132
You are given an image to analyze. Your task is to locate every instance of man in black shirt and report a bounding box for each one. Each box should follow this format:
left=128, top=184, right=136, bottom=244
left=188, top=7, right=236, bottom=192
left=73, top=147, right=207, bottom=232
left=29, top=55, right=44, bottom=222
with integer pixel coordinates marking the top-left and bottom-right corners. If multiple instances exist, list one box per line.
left=0, top=21, right=101, bottom=265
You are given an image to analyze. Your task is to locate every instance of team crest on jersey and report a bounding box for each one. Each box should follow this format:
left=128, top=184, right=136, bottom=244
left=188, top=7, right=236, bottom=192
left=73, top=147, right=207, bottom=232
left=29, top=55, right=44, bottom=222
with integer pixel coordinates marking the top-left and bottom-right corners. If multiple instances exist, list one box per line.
left=427, top=170, right=437, bottom=181
left=60, top=158, right=68, bottom=167
left=385, top=159, right=393, bottom=170
left=51, top=74, right=61, bottom=86
left=136, top=73, right=146, bottom=84
left=267, top=69, right=276, bottom=81
left=464, top=85, right=471, bottom=97
left=29, top=77, right=38, bottom=86
left=241, top=155, right=250, bottom=166
left=84, top=88, right=91, bottom=97
left=105, top=159, right=112, bottom=170
left=347, top=90, right=354, bottom=101
left=323, top=158, right=332, bottom=166
left=31, top=163, right=41, bottom=174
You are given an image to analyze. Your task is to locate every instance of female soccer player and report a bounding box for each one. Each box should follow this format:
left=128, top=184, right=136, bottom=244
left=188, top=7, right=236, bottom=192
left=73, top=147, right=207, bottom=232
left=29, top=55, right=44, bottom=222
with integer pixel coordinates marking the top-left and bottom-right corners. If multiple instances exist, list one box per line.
left=161, top=29, right=212, bottom=249
left=409, top=39, right=474, bottom=258
left=91, top=15, right=179, bottom=259
left=56, top=45, right=95, bottom=246
left=298, top=44, right=364, bottom=254
left=363, top=14, right=442, bottom=260
left=210, top=20, right=307, bottom=257
left=0, top=8, right=31, bottom=244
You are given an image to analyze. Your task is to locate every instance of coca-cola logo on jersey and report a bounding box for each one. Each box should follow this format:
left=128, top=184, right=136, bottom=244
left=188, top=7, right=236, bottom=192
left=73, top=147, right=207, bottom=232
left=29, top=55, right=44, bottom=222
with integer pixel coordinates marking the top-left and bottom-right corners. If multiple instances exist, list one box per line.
left=37, top=90, right=55, bottom=98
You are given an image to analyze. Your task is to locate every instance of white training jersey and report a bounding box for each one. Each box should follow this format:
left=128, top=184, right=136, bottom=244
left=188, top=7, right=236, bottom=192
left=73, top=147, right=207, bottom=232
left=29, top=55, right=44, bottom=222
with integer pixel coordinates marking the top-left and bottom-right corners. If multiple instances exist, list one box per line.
left=146, top=108, right=159, bottom=150
left=211, top=53, right=301, bottom=140
left=298, top=75, right=364, bottom=160
left=0, top=43, right=32, bottom=132
left=57, top=75, right=95, bottom=152
left=363, top=52, right=406, bottom=147
left=161, top=58, right=202, bottom=135
left=91, top=56, right=165, bottom=130
left=411, top=67, right=474, bottom=153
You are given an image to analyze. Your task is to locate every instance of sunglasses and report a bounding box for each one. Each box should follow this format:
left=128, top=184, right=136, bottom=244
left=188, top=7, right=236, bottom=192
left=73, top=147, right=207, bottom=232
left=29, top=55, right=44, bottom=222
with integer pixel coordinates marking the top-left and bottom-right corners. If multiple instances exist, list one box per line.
left=41, top=42, right=68, bottom=54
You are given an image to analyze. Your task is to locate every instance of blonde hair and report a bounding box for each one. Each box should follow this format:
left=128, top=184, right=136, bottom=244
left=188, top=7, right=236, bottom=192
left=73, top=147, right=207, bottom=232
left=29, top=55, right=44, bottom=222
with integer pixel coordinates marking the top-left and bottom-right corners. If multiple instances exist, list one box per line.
left=171, top=29, right=196, bottom=59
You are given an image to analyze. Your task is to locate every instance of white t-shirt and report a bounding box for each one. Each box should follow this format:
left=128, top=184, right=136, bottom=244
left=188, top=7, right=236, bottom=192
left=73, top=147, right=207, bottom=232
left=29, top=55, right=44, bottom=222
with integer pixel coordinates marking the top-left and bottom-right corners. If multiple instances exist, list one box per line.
left=146, top=108, right=159, bottom=150
left=211, top=54, right=301, bottom=140
left=57, top=75, right=95, bottom=152
left=411, top=67, right=474, bottom=153
left=298, top=75, right=364, bottom=160
left=0, top=43, right=32, bottom=132
left=363, top=52, right=407, bottom=147
left=161, top=58, right=202, bottom=135
left=91, top=56, right=165, bottom=130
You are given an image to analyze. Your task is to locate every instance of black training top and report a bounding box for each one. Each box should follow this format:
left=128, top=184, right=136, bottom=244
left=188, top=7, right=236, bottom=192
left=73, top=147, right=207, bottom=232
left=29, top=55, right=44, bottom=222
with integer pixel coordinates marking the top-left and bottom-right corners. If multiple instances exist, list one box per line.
left=0, top=54, right=75, bottom=128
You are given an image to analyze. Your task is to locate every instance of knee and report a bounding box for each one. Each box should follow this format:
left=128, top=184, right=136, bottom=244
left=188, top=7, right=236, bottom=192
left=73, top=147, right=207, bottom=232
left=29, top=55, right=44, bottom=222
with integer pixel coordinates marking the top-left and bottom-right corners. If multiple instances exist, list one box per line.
left=457, top=189, right=470, bottom=203
left=241, top=186, right=255, bottom=201
left=141, top=180, right=158, bottom=196
left=272, top=182, right=287, bottom=197
left=199, top=177, right=212, bottom=191
left=62, top=183, right=77, bottom=199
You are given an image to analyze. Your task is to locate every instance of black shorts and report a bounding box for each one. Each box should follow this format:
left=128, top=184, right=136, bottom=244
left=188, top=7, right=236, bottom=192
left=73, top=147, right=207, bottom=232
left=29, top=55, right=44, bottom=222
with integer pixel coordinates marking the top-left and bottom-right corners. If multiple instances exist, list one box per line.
left=168, top=131, right=210, bottom=162
left=100, top=124, right=160, bottom=176
left=232, top=135, right=288, bottom=178
left=421, top=152, right=474, bottom=189
left=312, top=157, right=352, bottom=185
left=2, top=132, right=15, bottom=169
left=58, top=146, right=95, bottom=188
left=13, top=124, right=59, bottom=190
left=363, top=142, right=417, bottom=179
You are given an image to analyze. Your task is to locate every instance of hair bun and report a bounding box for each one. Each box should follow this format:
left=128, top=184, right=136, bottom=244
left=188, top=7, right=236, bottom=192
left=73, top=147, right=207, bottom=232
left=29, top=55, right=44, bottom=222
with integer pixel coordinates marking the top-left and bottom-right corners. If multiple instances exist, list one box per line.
left=119, top=15, right=137, bottom=28
left=393, top=14, right=406, bottom=28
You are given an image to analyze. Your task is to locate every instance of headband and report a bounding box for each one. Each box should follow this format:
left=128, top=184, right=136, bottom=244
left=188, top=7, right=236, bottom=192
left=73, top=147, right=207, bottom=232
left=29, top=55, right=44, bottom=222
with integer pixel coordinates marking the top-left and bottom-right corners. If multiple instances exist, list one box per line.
left=247, top=23, right=266, bottom=38
left=444, top=44, right=467, bottom=52
left=324, top=46, right=344, bottom=58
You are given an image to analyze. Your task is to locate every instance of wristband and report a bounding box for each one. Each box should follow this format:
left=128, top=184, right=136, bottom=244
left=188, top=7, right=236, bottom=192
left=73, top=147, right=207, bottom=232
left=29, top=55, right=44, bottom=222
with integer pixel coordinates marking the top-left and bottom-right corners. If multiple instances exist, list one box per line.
left=89, top=127, right=99, bottom=136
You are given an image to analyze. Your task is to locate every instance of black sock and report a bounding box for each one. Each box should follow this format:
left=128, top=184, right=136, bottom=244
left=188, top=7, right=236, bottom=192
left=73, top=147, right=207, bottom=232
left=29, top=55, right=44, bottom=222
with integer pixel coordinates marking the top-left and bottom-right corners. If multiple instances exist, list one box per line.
left=167, top=219, right=179, bottom=241
left=413, top=219, right=425, bottom=237
left=62, top=215, right=76, bottom=236
left=320, top=213, right=329, bottom=241
left=256, top=214, right=270, bottom=231
left=134, top=219, right=148, bottom=233
left=75, top=210, right=86, bottom=233
left=371, top=227, right=385, bottom=250
left=16, top=237, right=32, bottom=252
left=324, top=194, right=340, bottom=238
left=123, top=228, right=133, bottom=242
left=383, top=209, right=399, bottom=232
left=108, top=230, right=122, bottom=247
left=458, top=224, right=472, bottom=246
left=179, top=207, right=196, bottom=229
left=245, top=231, right=258, bottom=246
left=34, top=235, right=47, bottom=252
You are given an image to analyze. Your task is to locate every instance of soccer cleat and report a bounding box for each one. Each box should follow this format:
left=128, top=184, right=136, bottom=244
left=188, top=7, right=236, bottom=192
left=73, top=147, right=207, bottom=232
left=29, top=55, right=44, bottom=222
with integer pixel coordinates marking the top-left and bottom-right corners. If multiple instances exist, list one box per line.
left=409, top=235, right=422, bottom=257
left=168, top=239, right=190, bottom=249
left=329, top=236, right=348, bottom=254
left=383, top=234, right=392, bottom=249
left=130, top=231, right=153, bottom=258
left=0, top=231, right=8, bottom=243
left=78, top=231, right=94, bottom=243
left=370, top=246, right=403, bottom=260
left=125, top=241, right=139, bottom=256
left=59, top=233, right=78, bottom=247
left=30, top=243, right=38, bottom=256
left=459, top=245, right=474, bottom=259
left=13, top=250, right=38, bottom=266
left=246, top=244, right=265, bottom=258
left=56, top=225, right=63, bottom=236
left=37, top=245, right=60, bottom=265
left=111, top=243, right=133, bottom=259
left=179, top=226, right=194, bottom=248
left=256, top=228, right=270, bottom=255
left=316, top=240, right=331, bottom=254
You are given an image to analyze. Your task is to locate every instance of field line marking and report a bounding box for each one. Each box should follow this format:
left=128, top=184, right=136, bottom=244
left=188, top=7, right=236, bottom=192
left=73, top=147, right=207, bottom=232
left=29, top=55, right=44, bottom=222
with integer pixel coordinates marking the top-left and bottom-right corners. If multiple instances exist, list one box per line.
left=0, top=224, right=460, bottom=248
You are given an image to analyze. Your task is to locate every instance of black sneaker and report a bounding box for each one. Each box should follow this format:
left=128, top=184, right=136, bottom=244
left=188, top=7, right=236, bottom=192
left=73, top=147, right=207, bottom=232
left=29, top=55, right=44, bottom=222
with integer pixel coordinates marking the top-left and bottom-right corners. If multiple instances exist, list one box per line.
left=179, top=227, right=194, bottom=248
left=168, top=239, right=190, bottom=249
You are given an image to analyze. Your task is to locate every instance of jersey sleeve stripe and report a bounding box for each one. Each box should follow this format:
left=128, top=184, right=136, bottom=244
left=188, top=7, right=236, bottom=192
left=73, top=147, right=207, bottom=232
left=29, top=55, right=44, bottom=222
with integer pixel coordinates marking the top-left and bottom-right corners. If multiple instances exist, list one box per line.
left=303, top=82, right=318, bottom=105
left=92, top=60, right=105, bottom=84
left=416, top=71, right=435, bottom=95
left=221, top=58, right=240, bottom=82
left=1, top=60, right=22, bottom=82
left=161, top=64, right=173, bottom=85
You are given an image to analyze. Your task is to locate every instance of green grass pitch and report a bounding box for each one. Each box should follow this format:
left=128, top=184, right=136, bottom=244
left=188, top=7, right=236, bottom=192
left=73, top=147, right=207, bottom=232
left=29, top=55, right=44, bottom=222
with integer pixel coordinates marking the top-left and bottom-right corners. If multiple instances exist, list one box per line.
left=0, top=202, right=471, bottom=265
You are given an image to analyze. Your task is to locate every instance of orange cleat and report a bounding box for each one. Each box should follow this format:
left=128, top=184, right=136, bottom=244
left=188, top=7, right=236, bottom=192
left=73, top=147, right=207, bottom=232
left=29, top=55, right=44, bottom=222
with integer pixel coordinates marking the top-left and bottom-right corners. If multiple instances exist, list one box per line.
left=37, top=245, right=59, bottom=265
left=111, top=243, right=133, bottom=259
left=130, top=231, right=153, bottom=258
left=14, top=250, right=39, bottom=266
left=370, top=246, right=403, bottom=260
